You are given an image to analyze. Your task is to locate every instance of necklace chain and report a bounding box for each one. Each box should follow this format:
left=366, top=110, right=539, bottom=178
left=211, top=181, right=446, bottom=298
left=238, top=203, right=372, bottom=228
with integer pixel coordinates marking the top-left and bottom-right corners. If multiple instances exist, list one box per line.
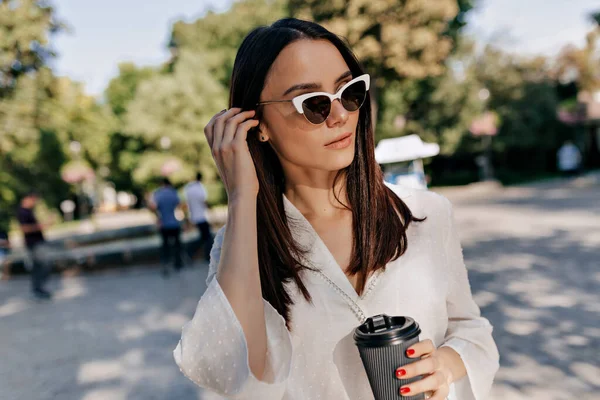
left=311, top=270, right=382, bottom=324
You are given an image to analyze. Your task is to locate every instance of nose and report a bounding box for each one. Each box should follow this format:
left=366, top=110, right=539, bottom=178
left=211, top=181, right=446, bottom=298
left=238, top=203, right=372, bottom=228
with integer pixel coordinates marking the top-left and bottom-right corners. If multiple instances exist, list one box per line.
left=326, top=99, right=349, bottom=127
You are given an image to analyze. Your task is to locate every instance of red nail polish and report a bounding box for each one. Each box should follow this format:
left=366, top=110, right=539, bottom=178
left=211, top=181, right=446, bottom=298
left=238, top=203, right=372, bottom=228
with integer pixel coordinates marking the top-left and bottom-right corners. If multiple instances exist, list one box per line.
left=407, top=349, right=416, bottom=356
left=396, top=368, right=406, bottom=378
left=400, top=387, right=411, bottom=394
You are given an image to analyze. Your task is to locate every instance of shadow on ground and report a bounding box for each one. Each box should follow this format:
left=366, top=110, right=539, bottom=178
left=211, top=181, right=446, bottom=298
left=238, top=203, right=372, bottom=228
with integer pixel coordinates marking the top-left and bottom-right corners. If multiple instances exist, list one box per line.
left=464, top=228, right=600, bottom=399
left=0, top=264, right=210, bottom=400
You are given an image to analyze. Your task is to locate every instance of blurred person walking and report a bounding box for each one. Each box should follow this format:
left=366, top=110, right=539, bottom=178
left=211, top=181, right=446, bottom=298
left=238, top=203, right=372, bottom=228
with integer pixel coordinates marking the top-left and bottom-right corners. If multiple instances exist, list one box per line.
left=184, top=172, right=214, bottom=261
left=0, top=226, right=10, bottom=280
left=17, top=192, right=52, bottom=300
left=557, top=140, right=582, bottom=176
left=151, top=178, right=183, bottom=276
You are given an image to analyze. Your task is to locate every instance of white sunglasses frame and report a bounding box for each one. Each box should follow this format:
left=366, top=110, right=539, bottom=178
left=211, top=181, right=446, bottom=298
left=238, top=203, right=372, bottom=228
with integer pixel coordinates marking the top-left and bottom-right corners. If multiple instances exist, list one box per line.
left=258, top=74, right=370, bottom=124
left=291, top=73, right=370, bottom=115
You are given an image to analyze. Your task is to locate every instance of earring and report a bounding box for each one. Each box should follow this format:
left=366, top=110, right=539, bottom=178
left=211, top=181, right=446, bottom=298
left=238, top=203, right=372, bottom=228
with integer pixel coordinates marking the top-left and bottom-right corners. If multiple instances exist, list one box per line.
left=261, top=135, right=266, bottom=141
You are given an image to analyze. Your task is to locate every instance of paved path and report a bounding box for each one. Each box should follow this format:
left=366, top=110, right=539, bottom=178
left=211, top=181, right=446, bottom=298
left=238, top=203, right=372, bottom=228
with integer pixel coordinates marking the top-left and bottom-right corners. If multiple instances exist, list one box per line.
left=0, top=265, right=210, bottom=400
left=447, top=178, right=600, bottom=400
left=1, top=177, right=598, bottom=400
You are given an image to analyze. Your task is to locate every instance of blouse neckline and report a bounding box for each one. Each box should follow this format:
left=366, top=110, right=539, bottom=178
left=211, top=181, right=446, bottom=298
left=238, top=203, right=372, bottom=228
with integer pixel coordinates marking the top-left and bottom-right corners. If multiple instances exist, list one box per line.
left=281, top=190, right=406, bottom=307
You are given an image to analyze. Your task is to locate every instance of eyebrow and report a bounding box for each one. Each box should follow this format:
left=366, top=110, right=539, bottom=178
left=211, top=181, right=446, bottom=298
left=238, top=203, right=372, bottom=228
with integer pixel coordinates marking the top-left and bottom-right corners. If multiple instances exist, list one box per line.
left=282, top=70, right=353, bottom=97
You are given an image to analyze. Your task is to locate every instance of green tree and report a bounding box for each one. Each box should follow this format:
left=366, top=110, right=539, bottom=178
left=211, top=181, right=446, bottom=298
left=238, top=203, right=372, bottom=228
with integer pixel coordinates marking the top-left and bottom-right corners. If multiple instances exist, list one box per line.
left=118, top=1, right=289, bottom=202
left=0, top=66, right=112, bottom=214
left=471, top=47, right=568, bottom=181
left=288, top=0, right=476, bottom=142
left=0, top=1, right=119, bottom=224
left=0, top=0, right=64, bottom=97
left=46, top=76, right=117, bottom=169
left=35, top=129, right=70, bottom=209
left=0, top=0, right=65, bottom=227
left=554, top=10, right=600, bottom=92
left=123, top=50, right=227, bottom=192
left=289, top=0, right=460, bottom=81
left=169, top=0, right=288, bottom=87
left=103, top=63, right=157, bottom=198
left=0, top=67, right=70, bottom=222
left=105, top=63, right=157, bottom=117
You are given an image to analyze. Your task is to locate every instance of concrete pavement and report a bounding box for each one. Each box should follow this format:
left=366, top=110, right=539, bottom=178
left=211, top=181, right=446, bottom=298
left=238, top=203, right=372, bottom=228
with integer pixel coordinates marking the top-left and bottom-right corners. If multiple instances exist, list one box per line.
left=449, top=182, right=600, bottom=400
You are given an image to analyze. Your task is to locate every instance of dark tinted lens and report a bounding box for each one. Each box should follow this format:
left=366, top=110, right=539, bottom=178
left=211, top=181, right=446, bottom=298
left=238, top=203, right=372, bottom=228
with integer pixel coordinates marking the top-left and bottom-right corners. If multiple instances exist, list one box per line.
left=341, top=81, right=367, bottom=112
left=302, top=95, right=331, bottom=124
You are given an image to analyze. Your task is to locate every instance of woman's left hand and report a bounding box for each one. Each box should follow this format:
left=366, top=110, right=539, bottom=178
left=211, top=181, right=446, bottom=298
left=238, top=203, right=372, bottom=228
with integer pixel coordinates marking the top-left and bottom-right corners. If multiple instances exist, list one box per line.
left=395, top=339, right=457, bottom=399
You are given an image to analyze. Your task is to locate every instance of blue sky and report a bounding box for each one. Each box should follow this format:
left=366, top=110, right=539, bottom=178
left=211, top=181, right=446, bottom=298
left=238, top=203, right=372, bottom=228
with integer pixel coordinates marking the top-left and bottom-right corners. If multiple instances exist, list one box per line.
left=51, top=0, right=599, bottom=96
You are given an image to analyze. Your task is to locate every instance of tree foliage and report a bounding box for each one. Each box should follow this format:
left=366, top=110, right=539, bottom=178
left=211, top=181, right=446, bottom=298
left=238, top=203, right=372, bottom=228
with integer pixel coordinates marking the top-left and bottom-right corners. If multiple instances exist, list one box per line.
left=289, top=0, right=459, bottom=81
left=0, top=0, right=65, bottom=229
left=123, top=50, right=227, bottom=187
left=0, top=0, right=64, bottom=97
left=114, top=0, right=288, bottom=198
left=0, top=1, right=116, bottom=228
left=105, top=63, right=157, bottom=118
left=169, top=0, right=288, bottom=87
left=288, top=1, right=482, bottom=157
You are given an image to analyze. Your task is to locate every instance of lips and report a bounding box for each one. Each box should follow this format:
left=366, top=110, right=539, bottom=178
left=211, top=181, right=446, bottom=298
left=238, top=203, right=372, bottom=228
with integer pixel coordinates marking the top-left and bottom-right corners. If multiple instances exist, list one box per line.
left=325, top=132, right=353, bottom=146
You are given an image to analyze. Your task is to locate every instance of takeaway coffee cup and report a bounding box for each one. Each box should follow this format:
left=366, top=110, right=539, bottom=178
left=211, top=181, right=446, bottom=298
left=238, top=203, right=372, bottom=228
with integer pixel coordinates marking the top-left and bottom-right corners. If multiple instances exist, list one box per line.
left=354, top=314, right=424, bottom=400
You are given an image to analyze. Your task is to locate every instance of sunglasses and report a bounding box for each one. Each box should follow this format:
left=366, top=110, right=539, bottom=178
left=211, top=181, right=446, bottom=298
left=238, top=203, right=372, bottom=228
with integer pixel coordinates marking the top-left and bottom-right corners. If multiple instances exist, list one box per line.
left=257, top=74, right=370, bottom=125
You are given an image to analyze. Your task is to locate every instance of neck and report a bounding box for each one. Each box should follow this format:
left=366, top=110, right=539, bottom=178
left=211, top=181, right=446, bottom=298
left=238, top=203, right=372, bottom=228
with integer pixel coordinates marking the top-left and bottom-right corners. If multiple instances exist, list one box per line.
left=284, top=172, right=349, bottom=219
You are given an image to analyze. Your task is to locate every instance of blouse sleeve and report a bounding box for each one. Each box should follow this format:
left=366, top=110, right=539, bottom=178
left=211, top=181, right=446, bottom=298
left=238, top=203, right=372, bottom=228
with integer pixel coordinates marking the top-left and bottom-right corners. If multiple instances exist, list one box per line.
left=438, top=197, right=500, bottom=400
left=173, top=226, right=293, bottom=399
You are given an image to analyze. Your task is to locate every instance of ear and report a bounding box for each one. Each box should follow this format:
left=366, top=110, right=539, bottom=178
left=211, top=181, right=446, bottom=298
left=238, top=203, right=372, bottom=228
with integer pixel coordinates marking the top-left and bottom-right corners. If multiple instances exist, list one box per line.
left=257, top=124, right=270, bottom=142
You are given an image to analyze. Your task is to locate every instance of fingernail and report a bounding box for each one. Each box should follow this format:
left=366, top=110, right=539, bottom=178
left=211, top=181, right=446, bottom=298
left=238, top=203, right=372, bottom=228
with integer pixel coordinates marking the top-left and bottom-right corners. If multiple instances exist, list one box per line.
left=220, top=109, right=227, bottom=113
left=406, top=349, right=415, bottom=356
left=400, top=387, right=411, bottom=395
left=396, top=369, right=406, bottom=378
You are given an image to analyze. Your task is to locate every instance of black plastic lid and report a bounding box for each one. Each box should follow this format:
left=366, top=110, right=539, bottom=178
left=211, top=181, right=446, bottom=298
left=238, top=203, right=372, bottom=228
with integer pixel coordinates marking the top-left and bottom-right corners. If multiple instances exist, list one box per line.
left=354, top=314, right=421, bottom=347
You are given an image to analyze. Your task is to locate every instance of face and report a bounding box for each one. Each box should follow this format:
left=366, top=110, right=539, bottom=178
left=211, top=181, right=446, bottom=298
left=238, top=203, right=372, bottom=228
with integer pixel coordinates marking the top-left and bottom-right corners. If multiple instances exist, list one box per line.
left=259, top=40, right=362, bottom=180
left=23, top=195, right=37, bottom=208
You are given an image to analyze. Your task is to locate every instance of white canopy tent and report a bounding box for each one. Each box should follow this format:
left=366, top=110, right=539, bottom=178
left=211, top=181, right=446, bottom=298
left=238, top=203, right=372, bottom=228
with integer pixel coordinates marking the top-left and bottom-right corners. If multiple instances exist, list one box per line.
left=375, top=135, right=440, bottom=189
left=375, top=134, right=440, bottom=164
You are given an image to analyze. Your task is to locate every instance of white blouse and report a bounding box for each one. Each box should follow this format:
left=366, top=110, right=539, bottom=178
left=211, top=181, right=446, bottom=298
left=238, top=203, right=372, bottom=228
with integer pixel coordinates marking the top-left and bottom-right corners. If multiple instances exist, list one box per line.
left=173, top=183, right=499, bottom=400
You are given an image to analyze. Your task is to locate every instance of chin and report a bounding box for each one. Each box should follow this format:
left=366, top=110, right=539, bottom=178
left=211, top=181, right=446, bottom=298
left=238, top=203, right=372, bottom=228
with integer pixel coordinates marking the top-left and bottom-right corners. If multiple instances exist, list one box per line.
left=326, top=147, right=356, bottom=171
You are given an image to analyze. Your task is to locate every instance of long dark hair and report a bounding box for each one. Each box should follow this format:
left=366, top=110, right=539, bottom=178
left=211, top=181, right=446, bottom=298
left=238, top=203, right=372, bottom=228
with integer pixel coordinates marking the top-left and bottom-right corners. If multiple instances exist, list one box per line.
left=229, top=18, right=423, bottom=328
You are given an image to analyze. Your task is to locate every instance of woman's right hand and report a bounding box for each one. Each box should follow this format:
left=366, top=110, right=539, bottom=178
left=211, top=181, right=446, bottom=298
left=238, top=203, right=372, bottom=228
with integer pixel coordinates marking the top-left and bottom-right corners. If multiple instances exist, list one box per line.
left=204, top=108, right=260, bottom=200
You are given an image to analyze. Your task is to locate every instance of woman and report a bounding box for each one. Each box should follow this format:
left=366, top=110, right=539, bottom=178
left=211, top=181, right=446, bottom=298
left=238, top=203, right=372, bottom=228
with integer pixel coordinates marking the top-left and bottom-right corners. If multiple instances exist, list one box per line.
left=174, top=18, right=499, bottom=400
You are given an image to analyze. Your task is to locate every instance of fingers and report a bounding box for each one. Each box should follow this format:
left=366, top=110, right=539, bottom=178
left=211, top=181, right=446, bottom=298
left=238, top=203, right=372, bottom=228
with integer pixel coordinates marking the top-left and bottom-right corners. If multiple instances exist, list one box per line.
left=233, top=119, right=260, bottom=146
left=207, top=108, right=238, bottom=149
left=396, top=356, right=440, bottom=380
left=212, top=108, right=248, bottom=150
left=204, top=109, right=227, bottom=148
left=406, top=339, right=435, bottom=358
left=395, top=340, right=450, bottom=399
left=203, top=107, right=260, bottom=197
left=205, top=108, right=258, bottom=154
left=399, top=371, right=449, bottom=398
left=222, top=110, right=256, bottom=145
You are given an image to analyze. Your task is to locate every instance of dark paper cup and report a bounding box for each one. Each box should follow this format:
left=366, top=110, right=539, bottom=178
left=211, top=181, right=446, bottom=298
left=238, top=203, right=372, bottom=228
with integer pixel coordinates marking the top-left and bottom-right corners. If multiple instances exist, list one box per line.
left=354, top=314, right=424, bottom=400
